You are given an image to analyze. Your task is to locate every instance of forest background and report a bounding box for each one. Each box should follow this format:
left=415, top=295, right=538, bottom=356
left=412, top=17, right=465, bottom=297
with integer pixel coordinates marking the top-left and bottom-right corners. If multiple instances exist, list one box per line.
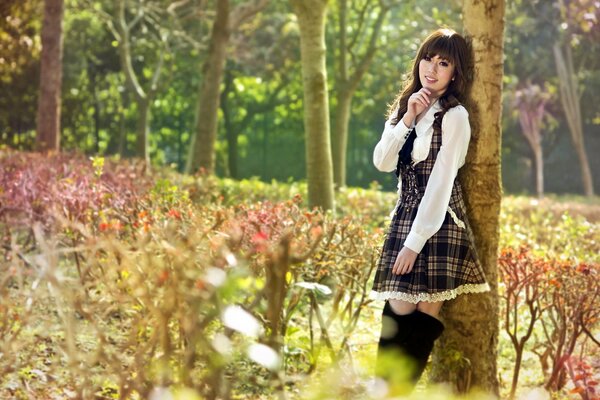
left=2, top=0, right=599, bottom=196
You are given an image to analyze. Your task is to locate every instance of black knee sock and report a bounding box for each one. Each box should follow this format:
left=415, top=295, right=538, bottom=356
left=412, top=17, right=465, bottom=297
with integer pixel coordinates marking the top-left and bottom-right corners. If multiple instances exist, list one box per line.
left=375, top=302, right=417, bottom=381
left=403, top=310, right=445, bottom=383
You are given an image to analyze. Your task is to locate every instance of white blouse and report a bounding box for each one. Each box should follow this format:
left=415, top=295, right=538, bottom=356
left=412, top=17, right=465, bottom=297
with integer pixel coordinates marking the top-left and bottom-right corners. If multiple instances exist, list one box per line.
left=372, top=100, right=471, bottom=254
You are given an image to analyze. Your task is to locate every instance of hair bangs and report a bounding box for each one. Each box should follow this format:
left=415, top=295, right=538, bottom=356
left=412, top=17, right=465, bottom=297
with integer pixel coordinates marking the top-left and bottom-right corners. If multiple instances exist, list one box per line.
left=420, top=34, right=459, bottom=65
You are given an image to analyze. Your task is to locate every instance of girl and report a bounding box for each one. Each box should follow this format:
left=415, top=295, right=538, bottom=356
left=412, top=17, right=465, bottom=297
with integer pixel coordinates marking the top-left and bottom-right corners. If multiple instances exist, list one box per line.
left=371, top=28, right=490, bottom=390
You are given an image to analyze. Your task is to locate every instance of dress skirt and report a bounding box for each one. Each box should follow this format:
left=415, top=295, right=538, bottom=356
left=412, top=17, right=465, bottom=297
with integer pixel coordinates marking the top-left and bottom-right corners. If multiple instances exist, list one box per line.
left=371, top=125, right=490, bottom=304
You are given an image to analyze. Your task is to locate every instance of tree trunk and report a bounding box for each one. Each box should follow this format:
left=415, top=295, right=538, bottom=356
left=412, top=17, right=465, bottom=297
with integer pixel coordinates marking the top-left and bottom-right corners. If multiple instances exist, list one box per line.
left=136, top=98, right=151, bottom=164
left=430, top=0, right=504, bottom=395
left=186, top=0, right=230, bottom=175
left=35, top=0, right=64, bottom=152
left=332, top=87, right=352, bottom=190
left=117, top=90, right=128, bottom=157
left=553, top=44, right=594, bottom=197
left=90, top=66, right=101, bottom=154
left=222, top=67, right=236, bottom=178
left=290, top=0, right=335, bottom=212
left=332, top=0, right=388, bottom=189
left=533, top=145, right=544, bottom=199
left=114, top=0, right=167, bottom=167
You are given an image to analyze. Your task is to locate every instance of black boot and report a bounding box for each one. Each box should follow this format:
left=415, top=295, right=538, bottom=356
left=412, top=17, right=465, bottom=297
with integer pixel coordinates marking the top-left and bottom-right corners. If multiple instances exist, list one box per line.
left=375, top=302, right=417, bottom=385
left=403, top=310, right=445, bottom=384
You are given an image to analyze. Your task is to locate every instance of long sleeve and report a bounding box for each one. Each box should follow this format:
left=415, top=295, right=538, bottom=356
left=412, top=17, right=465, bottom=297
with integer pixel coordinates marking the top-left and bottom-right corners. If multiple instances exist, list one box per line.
left=403, top=106, right=471, bottom=253
left=373, top=115, right=414, bottom=172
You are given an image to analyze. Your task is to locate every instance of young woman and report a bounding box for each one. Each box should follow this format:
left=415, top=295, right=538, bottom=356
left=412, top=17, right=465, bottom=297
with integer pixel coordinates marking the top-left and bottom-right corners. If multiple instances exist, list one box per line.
left=371, top=28, right=490, bottom=390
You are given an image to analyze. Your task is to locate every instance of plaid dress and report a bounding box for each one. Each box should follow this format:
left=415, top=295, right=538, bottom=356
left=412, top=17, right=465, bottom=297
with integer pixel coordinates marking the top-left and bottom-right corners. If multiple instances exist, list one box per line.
left=371, top=120, right=490, bottom=304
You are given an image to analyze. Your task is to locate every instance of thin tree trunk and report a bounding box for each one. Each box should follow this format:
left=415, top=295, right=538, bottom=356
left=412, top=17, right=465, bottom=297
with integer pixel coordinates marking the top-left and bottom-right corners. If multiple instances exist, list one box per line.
left=36, top=0, right=64, bottom=152
left=553, top=44, right=594, bottom=196
left=509, top=343, right=524, bottom=399
left=136, top=98, right=151, bottom=162
left=290, top=0, right=335, bottom=212
left=332, top=0, right=389, bottom=189
left=90, top=67, right=101, bottom=154
left=222, top=67, right=236, bottom=178
left=186, top=0, right=230, bottom=175
left=332, top=87, right=352, bottom=189
left=533, top=145, right=544, bottom=198
left=114, top=0, right=166, bottom=167
left=117, top=90, right=128, bottom=157
left=430, top=0, right=504, bottom=395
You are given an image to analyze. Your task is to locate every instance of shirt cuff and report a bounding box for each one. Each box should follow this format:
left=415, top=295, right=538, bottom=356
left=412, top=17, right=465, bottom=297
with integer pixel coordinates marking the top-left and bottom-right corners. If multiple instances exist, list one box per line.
left=389, top=120, right=412, bottom=142
left=404, top=229, right=427, bottom=253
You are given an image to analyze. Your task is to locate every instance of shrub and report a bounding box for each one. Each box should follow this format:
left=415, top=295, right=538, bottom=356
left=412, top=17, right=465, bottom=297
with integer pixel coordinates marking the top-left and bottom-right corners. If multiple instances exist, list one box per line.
left=499, top=244, right=600, bottom=399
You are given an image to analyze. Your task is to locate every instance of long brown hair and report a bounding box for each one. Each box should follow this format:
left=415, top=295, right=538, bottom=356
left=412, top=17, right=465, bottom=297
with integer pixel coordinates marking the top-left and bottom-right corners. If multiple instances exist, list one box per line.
left=388, top=28, right=474, bottom=131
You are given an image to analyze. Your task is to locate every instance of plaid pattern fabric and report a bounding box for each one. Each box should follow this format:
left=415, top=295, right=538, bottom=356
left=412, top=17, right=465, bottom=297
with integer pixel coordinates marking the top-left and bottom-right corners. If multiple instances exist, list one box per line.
left=371, top=122, right=490, bottom=304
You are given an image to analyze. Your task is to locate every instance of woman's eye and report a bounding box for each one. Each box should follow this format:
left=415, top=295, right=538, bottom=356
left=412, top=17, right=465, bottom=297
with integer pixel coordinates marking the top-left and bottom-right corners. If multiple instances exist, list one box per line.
left=424, top=55, right=431, bottom=61
left=440, top=61, right=449, bottom=67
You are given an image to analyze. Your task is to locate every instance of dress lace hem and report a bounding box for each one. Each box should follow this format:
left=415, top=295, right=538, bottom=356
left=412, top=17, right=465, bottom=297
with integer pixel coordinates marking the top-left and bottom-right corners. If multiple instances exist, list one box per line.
left=370, top=282, right=491, bottom=304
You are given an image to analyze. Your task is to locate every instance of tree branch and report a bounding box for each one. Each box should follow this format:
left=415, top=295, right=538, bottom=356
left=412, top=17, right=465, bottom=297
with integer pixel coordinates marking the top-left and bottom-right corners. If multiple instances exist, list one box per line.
left=348, top=0, right=389, bottom=91
left=229, top=0, right=269, bottom=30
left=115, top=0, right=147, bottom=102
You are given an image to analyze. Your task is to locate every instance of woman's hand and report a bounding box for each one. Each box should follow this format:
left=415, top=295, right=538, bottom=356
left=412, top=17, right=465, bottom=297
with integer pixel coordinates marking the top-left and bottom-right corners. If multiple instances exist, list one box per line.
left=392, top=246, right=419, bottom=275
left=403, top=88, right=431, bottom=127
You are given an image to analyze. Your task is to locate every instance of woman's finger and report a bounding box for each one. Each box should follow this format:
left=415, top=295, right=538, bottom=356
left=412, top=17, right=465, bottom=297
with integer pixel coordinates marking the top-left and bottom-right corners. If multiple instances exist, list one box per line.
left=417, top=92, right=430, bottom=105
left=392, top=257, right=400, bottom=274
left=394, top=257, right=404, bottom=275
left=401, top=262, right=409, bottom=275
left=416, top=94, right=429, bottom=107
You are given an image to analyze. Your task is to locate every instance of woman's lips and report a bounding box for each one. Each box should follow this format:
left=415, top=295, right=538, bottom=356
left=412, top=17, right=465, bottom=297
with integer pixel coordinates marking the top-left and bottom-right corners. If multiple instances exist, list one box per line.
left=425, top=76, right=437, bottom=83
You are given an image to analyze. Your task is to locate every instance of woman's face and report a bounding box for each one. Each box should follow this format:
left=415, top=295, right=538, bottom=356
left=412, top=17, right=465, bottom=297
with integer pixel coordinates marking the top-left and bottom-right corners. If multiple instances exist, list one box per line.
left=419, top=54, right=456, bottom=98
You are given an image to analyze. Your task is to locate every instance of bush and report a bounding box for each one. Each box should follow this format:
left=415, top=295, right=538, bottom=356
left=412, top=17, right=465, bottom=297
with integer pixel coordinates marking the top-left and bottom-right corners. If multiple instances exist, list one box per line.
left=0, top=152, right=383, bottom=399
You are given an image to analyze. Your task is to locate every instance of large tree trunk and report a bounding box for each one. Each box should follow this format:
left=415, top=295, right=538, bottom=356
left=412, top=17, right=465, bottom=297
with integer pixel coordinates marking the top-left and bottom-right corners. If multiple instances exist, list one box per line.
left=186, top=0, right=230, bottom=175
left=430, top=0, right=504, bottom=395
left=35, top=0, right=64, bottom=152
left=185, top=0, right=268, bottom=175
left=553, top=44, right=594, bottom=197
left=290, top=0, right=335, bottom=212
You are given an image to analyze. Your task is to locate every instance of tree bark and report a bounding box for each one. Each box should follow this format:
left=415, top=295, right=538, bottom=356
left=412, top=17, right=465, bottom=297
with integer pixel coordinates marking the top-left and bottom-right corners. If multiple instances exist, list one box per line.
left=332, top=86, right=352, bottom=189
left=290, top=0, right=335, bottom=212
left=553, top=44, right=594, bottom=197
left=533, top=145, right=543, bottom=198
left=35, top=0, right=64, bottom=152
left=136, top=98, right=151, bottom=160
left=222, top=67, right=235, bottom=177
left=186, top=0, right=230, bottom=175
left=186, top=0, right=269, bottom=175
left=430, top=0, right=504, bottom=395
